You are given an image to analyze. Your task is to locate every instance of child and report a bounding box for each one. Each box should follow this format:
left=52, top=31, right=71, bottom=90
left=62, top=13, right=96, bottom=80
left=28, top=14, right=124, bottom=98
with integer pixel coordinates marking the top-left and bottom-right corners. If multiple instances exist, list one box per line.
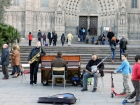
left=114, top=53, right=132, bottom=94
left=127, top=55, right=140, bottom=105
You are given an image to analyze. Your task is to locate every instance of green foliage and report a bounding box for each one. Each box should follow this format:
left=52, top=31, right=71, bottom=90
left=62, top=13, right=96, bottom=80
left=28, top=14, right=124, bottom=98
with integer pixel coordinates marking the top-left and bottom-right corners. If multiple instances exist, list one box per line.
left=0, top=23, right=21, bottom=48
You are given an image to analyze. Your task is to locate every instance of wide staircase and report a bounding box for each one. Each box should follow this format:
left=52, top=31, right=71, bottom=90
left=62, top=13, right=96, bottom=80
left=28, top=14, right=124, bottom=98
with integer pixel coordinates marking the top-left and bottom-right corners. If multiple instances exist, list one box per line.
left=1, top=45, right=140, bottom=72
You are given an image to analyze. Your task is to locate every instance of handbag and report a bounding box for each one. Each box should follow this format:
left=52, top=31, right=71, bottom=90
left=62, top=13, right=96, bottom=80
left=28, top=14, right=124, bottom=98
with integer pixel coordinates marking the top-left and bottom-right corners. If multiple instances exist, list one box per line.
left=111, top=44, right=115, bottom=50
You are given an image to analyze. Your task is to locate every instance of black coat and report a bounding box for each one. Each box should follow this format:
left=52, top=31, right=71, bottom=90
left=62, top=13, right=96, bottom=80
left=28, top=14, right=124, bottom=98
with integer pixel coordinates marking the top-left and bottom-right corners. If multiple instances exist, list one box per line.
left=53, top=34, right=57, bottom=42
left=107, top=32, right=114, bottom=40
left=120, top=38, right=127, bottom=49
left=47, top=32, right=54, bottom=39
left=27, top=46, right=46, bottom=63
left=86, top=58, right=104, bottom=77
left=61, top=35, right=65, bottom=42
left=0, top=48, right=10, bottom=66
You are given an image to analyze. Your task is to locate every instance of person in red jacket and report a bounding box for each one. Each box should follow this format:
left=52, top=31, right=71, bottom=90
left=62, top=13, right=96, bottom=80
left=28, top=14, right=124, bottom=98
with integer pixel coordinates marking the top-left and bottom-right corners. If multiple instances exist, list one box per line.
left=28, top=32, right=33, bottom=46
left=128, top=55, right=140, bottom=105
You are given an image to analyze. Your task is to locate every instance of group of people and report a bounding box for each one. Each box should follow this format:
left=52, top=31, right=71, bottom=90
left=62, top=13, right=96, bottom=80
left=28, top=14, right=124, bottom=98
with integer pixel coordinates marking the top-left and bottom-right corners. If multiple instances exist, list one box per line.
left=107, top=29, right=128, bottom=63
left=28, top=30, right=74, bottom=46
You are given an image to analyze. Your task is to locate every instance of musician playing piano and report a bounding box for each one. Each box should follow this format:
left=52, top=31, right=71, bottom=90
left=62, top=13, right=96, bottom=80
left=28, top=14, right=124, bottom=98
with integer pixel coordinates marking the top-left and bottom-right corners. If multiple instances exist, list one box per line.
left=51, top=51, right=68, bottom=83
left=27, top=41, right=46, bottom=86
left=81, top=54, right=104, bottom=92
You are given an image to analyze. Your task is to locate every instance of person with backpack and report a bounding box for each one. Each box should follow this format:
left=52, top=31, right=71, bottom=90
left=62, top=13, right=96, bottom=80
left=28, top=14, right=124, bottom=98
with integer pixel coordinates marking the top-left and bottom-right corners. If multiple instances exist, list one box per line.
left=98, top=35, right=103, bottom=45
left=107, top=29, right=114, bottom=46
left=119, top=35, right=127, bottom=60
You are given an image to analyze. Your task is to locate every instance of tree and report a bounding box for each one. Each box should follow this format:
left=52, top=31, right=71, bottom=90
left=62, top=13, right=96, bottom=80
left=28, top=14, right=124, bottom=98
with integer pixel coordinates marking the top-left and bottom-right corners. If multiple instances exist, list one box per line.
left=0, top=0, right=12, bottom=23
left=0, top=24, right=21, bottom=50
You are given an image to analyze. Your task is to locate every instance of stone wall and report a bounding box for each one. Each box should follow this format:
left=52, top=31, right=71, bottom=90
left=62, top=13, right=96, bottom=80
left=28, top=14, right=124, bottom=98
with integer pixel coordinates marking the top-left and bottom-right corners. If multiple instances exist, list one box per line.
left=4, top=0, right=140, bottom=42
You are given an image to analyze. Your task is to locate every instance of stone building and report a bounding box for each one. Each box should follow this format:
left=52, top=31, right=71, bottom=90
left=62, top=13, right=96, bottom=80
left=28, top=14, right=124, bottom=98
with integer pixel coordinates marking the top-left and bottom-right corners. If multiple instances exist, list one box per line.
left=4, top=0, right=140, bottom=44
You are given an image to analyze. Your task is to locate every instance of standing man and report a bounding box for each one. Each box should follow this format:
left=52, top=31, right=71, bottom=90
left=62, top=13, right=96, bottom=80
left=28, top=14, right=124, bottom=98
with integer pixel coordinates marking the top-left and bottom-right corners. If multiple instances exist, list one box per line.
left=119, top=35, right=127, bottom=60
left=53, top=31, right=57, bottom=46
left=48, top=31, right=54, bottom=46
left=0, top=44, right=10, bottom=79
left=67, top=33, right=73, bottom=46
left=81, top=54, right=104, bottom=92
left=27, top=42, right=46, bottom=85
left=107, top=28, right=114, bottom=46
left=37, top=30, right=42, bottom=42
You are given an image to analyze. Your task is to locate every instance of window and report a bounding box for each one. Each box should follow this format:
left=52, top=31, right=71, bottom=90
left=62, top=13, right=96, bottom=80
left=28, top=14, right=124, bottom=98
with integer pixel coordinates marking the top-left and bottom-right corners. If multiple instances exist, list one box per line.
left=13, top=0, right=19, bottom=6
left=132, top=0, right=138, bottom=8
left=42, top=0, right=48, bottom=7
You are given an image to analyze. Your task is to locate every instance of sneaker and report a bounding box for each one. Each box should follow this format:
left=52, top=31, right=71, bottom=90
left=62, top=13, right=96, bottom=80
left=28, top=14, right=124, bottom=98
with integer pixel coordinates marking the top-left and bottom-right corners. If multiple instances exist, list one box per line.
left=33, top=83, right=37, bottom=86
left=92, top=88, right=97, bottom=92
left=111, top=60, right=114, bottom=63
left=81, top=88, right=88, bottom=91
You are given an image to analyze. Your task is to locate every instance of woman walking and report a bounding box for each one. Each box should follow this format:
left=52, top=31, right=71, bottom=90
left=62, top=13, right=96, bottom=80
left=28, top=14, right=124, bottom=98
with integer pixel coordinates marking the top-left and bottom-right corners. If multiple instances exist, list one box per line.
left=110, top=37, right=116, bottom=63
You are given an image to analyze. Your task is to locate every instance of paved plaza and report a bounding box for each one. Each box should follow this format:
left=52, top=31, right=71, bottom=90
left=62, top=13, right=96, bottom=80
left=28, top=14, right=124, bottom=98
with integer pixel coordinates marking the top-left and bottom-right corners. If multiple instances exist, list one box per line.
left=0, top=72, right=134, bottom=105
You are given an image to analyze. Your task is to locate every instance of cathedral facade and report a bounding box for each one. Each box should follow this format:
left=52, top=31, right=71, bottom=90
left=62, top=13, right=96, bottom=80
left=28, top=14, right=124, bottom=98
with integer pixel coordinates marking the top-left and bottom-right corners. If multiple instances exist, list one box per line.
left=5, top=0, right=140, bottom=44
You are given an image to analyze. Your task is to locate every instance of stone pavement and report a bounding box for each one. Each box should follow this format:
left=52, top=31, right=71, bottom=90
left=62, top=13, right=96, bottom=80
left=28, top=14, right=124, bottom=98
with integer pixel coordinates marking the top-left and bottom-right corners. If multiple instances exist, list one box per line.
left=0, top=72, right=135, bottom=105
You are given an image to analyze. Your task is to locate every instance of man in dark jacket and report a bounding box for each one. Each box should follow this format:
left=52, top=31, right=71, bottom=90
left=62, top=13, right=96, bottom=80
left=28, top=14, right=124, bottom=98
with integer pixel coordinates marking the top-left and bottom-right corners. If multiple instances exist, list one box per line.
left=0, top=44, right=10, bottom=79
left=51, top=51, right=67, bottom=75
left=53, top=31, right=57, bottom=46
left=37, top=30, right=42, bottom=42
left=107, top=29, right=114, bottom=46
left=47, top=31, right=54, bottom=46
left=27, top=41, right=46, bottom=85
left=81, top=54, right=104, bottom=92
left=119, top=35, right=127, bottom=60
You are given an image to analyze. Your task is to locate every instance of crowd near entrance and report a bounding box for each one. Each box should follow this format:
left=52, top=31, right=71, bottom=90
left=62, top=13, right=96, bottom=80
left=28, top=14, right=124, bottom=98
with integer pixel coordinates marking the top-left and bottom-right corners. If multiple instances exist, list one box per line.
left=79, top=16, right=98, bottom=35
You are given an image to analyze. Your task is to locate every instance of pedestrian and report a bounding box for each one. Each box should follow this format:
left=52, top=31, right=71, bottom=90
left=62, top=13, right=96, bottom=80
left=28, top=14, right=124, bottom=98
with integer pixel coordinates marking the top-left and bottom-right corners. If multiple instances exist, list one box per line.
left=53, top=31, right=57, bottom=46
left=28, top=32, right=33, bottom=46
left=107, top=28, right=114, bottom=46
left=27, top=42, right=46, bottom=85
left=110, top=37, right=116, bottom=63
left=67, top=33, right=73, bottom=46
left=61, top=33, right=65, bottom=46
left=127, top=55, right=140, bottom=105
left=114, top=53, right=132, bottom=94
left=37, top=30, right=42, bottom=42
left=42, top=33, right=46, bottom=45
left=47, top=31, right=53, bottom=46
left=11, top=45, right=21, bottom=78
left=119, top=35, right=127, bottom=60
left=0, top=44, right=9, bottom=79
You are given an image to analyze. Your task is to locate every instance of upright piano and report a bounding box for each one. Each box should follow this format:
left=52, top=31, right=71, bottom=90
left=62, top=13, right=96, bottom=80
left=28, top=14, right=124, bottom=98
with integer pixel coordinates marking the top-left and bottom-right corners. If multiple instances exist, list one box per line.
left=41, top=55, right=81, bottom=85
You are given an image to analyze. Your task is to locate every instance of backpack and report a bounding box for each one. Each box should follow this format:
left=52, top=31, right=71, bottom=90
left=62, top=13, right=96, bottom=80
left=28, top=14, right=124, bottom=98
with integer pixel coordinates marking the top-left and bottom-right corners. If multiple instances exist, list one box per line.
left=38, top=93, right=77, bottom=104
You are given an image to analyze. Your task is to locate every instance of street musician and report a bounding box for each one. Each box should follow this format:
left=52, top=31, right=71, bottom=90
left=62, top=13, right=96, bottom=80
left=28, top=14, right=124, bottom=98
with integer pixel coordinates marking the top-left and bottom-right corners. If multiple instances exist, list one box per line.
left=27, top=41, right=46, bottom=85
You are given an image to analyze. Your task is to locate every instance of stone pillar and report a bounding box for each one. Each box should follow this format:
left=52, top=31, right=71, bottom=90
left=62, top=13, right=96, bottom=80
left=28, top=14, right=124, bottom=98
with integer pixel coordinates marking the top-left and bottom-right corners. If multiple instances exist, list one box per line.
left=55, top=7, right=65, bottom=37
left=117, top=0, right=128, bottom=38
left=25, top=0, right=33, bottom=38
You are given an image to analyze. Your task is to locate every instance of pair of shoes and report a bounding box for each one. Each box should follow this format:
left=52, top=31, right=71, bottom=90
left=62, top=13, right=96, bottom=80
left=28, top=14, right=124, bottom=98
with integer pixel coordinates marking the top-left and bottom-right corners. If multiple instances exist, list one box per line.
left=10, top=73, right=14, bottom=75
left=12, top=76, right=18, bottom=78
left=81, top=88, right=88, bottom=91
left=120, top=92, right=126, bottom=95
left=92, top=88, right=97, bottom=92
left=2, top=77, right=9, bottom=79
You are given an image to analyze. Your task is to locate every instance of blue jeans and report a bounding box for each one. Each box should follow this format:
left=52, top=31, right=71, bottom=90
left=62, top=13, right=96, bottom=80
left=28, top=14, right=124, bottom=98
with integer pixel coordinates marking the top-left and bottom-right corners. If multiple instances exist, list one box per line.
left=82, top=71, right=100, bottom=89
left=111, top=49, right=116, bottom=60
left=120, top=48, right=125, bottom=59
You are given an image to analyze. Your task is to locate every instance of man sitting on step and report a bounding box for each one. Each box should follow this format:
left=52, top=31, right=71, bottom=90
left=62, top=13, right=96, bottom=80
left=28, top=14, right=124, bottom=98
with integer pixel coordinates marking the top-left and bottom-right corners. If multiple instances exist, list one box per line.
left=81, top=54, right=104, bottom=92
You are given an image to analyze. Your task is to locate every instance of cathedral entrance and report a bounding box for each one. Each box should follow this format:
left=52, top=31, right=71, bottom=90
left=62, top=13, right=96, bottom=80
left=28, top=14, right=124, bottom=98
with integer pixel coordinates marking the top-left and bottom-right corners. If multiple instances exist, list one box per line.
left=79, top=16, right=98, bottom=35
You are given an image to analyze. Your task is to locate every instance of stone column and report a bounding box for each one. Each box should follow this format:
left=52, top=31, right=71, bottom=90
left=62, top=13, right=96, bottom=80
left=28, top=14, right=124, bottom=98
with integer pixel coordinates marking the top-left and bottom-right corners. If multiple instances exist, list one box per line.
left=25, top=0, right=33, bottom=38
